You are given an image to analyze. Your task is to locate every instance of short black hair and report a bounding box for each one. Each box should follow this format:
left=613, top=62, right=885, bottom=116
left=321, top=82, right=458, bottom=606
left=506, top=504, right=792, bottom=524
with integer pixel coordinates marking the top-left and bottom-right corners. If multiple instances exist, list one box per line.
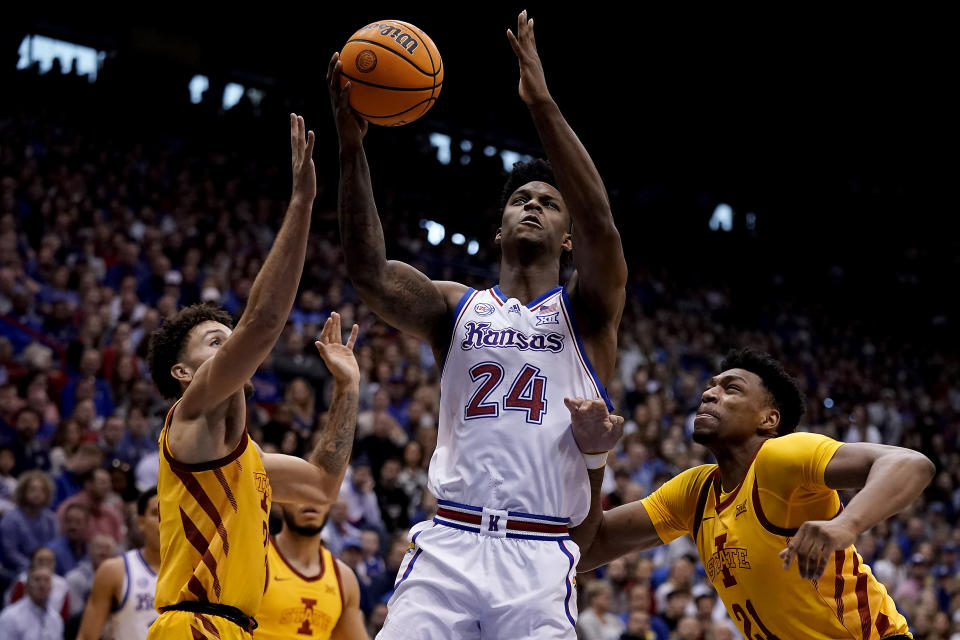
left=137, top=486, right=158, bottom=515
left=147, top=304, right=234, bottom=399
left=498, top=158, right=558, bottom=216
left=720, top=348, right=805, bottom=436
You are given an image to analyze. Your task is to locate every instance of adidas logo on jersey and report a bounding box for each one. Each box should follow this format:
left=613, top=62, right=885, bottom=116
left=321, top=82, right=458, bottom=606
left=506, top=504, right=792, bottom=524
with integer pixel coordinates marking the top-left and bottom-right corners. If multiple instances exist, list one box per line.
left=460, top=322, right=564, bottom=353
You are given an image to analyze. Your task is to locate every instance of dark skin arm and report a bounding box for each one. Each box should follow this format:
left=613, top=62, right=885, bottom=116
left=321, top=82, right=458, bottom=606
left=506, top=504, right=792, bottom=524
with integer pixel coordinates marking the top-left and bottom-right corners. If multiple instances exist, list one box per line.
left=780, top=442, right=935, bottom=579
left=326, top=53, right=465, bottom=355
left=508, top=11, right=627, bottom=380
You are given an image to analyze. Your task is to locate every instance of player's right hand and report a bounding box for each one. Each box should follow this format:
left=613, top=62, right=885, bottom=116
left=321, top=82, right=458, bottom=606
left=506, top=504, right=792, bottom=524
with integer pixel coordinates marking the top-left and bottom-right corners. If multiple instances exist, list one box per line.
left=565, top=397, right=624, bottom=455
left=314, top=312, right=360, bottom=386
left=327, top=52, right=368, bottom=146
left=290, top=113, right=317, bottom=205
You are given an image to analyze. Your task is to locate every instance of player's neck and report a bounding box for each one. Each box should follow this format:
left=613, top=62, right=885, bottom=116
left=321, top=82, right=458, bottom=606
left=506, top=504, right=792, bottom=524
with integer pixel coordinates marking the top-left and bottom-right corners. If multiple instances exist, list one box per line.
left=141, top=544, right=162, bottom=572
left=275, top=528, right=323, bottom=574
left=712, top=436, right=767, bottom=492
left=497, top=261, right=560, bottom=304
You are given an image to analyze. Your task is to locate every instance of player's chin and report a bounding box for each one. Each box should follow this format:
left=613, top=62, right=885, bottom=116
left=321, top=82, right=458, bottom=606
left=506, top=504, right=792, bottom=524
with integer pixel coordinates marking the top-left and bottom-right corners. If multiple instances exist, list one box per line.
left=691, top=423, right=715, bottom=445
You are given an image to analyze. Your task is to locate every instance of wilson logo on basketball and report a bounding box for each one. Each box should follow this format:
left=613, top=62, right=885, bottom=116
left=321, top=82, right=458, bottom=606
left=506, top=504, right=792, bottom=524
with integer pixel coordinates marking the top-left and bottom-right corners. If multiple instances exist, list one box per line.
left=356, top=50, right=377, bottom=73
left=360, top=23, right=419, bottom=54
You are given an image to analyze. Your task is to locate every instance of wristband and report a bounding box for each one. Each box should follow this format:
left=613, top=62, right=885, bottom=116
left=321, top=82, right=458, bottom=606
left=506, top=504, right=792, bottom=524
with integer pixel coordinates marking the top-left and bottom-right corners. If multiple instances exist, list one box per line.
left=582, top=451, right=609, bottom=470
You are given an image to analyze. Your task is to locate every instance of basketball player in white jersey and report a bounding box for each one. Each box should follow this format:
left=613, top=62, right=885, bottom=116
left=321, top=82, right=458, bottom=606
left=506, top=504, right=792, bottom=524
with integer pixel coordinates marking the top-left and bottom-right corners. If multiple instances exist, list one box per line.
left=77, top=487, right=160, bottom=640
left=329, top=11, right=627, bottom=638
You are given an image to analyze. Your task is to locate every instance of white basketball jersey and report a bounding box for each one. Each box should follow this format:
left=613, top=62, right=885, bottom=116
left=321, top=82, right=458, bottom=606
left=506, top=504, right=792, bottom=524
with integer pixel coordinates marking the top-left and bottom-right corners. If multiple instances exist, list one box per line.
left=104, top=549, right=158, bottom=640
left=431, top=285, right=612, bottom=526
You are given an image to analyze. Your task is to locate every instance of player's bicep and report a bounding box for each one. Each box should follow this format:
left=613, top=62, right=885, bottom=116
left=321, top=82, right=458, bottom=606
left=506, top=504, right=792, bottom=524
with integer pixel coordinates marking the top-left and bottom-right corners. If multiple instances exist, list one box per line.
left=355, top=260, right=461, bottom=343
left=823, top=442, right=899, bottom=490
left=76, top=559, right=122, bottom=640
left=332, top=561, right=368, bottom=640
left=260, top=451, right=338, bottom=506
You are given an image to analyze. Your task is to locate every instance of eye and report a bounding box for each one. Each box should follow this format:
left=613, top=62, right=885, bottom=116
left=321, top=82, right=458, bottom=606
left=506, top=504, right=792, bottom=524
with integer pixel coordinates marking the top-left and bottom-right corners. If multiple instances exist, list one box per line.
left=727, top=384, right=741, bottom=392
left=545, top=201, right=559, bottom=210
left=211, top=339, right=221, bottom=346
left=512, top=197, right=527, bottom=205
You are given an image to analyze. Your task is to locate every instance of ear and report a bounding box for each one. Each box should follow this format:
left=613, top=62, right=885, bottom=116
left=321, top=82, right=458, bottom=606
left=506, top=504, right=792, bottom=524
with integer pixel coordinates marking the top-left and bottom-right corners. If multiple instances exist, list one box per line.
left=495, top=227, right=502, bottom=246
left=170, top=363, right=193, bottom=385
left=561, top=231, right=573, bottom=253
left=758, top=408, right=780, bottom=436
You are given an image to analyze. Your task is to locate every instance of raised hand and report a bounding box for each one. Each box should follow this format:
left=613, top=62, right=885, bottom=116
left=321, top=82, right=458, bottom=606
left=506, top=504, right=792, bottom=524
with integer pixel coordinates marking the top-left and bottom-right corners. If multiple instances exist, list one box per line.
left=779, top=519, right=858, bottom=580
left=565, top=397, right=624, bottom=454
left=290, top=113, right=317, bottom=205
left=314, top=312, right=360, bottom=385
left=327, top=52, right=369, bottom=147
left=506, top=10, right=551, bottom=105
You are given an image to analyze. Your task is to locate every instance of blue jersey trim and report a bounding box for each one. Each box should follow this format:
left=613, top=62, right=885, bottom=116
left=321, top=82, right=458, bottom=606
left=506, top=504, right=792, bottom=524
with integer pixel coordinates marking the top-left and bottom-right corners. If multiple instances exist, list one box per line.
left=439, top=287, right=478, bottom=376
left=394, top=548, right=423, bottom=588
left=431, top=517, right=481, bottom=533
left=560, top=289, right=615, bottom=411
left=115, top=552, right=131, bottom=613
left=507, top=510, right=570, bottom=524
left=136, top=549, right=157, bottom=577
left=506, top=532, right=572, bottom=541
left=492, top=285, right=563, bottom=310
left=558, top=541, right=576, bottom=628
left=436, top=498, right=483, bottom=512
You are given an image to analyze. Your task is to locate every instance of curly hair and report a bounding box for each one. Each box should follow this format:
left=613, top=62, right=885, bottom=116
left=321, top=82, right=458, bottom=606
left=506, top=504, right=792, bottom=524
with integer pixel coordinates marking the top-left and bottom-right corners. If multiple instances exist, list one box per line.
left=498, top=158, right=558, bottom=216
left=14, top=470, right=53, bottom=508
left=147, top=304, right=234, bottom=399
left=720, top=349, right=806, bottom=436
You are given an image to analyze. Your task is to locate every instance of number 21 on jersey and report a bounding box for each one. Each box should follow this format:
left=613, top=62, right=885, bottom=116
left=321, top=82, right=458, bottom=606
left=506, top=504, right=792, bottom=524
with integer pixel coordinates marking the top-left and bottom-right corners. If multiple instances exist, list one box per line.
left=465, top=362, right=548, bottom=424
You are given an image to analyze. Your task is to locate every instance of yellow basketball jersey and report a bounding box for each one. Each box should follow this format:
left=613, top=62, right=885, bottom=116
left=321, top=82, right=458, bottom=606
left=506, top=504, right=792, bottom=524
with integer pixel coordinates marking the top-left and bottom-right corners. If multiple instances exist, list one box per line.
left=254, top=538, right=344, bottom=640
left=642, top=432, right=910, bottom=640
left=155, top=402, right=273, bottom=619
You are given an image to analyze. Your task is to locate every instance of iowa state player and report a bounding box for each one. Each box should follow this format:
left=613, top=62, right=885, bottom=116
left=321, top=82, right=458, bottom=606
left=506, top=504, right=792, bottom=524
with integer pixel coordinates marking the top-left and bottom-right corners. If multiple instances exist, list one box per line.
left=577, top=349, right=934, bottom=640
left=329, top=10, right=626, bottom=639
left=255, top=503, right=366, bottom=640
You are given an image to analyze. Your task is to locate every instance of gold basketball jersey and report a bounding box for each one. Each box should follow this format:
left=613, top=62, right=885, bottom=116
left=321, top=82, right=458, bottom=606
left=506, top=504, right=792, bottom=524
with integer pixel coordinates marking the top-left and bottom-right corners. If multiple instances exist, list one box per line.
left=155, top=402, right=273, bottom=619
left=254, top=538, right=344, bottom=640
left=642, top=432, right=910, bottom=639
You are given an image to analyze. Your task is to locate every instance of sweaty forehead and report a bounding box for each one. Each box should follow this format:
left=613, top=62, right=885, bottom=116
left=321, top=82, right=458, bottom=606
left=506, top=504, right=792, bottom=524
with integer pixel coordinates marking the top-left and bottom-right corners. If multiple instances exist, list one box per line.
left=713, top=368, right=764, bottom=389
left=188, top=320, right=232, bottom=341
left=513, top=181, right=563, bottom=201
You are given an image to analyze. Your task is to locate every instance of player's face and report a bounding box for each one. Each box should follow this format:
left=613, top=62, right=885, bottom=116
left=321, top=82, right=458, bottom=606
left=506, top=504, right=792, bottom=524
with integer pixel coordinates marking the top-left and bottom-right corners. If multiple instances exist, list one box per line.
left=498, top=181, right=572, bottom=254
left=176, top=321, right=253, bottom=397
left=138, top=496, right=161, bottom=551
left=693, top=368, right=778, bottom=445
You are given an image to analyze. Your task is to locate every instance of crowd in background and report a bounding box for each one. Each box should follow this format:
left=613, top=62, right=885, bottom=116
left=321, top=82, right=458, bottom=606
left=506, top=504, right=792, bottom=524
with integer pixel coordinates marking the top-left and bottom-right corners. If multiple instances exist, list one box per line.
left=0, top=63, right=959, bottom=640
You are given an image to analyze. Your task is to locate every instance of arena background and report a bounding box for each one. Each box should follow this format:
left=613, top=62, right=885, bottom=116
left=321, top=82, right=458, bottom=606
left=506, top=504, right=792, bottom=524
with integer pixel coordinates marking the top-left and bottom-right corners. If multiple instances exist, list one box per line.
left=0, top=6, right=956, bottom=639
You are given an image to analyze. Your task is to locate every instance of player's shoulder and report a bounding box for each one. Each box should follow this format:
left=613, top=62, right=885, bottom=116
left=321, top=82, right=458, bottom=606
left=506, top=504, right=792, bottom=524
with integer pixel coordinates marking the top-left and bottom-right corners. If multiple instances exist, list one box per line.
left=758, top=432, right=841, bottom=462
left=93, top=556, right=126, bottom=589
left=333, top=557, right=361, bottom=601
left=658, top=464, right=717, bottom=496
left=433, top=280, right=470, bottom=307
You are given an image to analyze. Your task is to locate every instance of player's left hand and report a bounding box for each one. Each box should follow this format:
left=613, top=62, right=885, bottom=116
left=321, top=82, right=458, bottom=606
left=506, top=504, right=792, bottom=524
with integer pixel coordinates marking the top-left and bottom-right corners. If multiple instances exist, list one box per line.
left=314, top=312, right=360, bottom=385
left=779, top=519, right=858, bottom=580
left=565, top=397, right=624, bottom=454
left=507, top=10, right=552, bottom=105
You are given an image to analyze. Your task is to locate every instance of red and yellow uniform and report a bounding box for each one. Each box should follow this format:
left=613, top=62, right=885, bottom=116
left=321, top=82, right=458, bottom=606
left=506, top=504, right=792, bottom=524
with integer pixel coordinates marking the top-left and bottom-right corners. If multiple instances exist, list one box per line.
left=254, top=538, right=344, bottom=640
left=642, top=432, right=910, bottom=640
left=149, top=402, right=273, bottom=640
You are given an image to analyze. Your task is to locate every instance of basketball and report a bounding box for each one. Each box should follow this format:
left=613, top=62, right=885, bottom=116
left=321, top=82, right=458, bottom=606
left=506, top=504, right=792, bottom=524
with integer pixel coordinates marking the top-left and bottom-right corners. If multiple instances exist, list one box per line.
left=340, top=20, right=443, bottom=127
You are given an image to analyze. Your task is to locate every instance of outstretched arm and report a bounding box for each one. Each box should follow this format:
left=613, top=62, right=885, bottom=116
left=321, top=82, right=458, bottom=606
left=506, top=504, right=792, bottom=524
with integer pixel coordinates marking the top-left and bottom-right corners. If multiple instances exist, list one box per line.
left=507, top=12, right=627, bottom=322
left=178, top=114, right=316, bottom=420
left=780, top=443, right=934, bottom=580
left=327, top=53, right=464, bottom=347
left=262, top=313, right=360, bottom=505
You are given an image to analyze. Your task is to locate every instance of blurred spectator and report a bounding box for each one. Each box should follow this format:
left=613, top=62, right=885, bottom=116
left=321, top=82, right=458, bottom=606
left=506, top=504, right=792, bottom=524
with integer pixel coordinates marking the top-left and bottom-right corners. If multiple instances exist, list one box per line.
left=375, top=459, right=410, bottom=532
left=5, top=547, right=70, bottom=622
left=47, top=419, right=81, bottom=476
left=0, top=564, right=63, bottom=640
left=47, top=503, right=90, bottom=575
left=356, top=529, right=386, bottom=586
left=620, top=609, right=656, bottom=640
left=340, top=461, right=382, bottom=529
left=321, top=501, right=362, bottom=557
left=397, top=441, right=428, bottom=518
left=114, top=407, right=157, bottom=467
left=6, top=408, right=50, bottom=473
left=56, top=468, right=125, bottom=544
left=0, top=448, right=16, bottom=514
left=64, top=533, right=117, bottom=617
left=0, top=471, right=57, bottom=579
left=51, top=443, right=103, bottom=508
left=579, top=580, right=625, bottom=640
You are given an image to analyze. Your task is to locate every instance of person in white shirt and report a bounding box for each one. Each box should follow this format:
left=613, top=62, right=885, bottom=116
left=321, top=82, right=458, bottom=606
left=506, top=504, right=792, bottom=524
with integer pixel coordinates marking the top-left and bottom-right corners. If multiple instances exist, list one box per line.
left=0, top=564, right=64, bottom=640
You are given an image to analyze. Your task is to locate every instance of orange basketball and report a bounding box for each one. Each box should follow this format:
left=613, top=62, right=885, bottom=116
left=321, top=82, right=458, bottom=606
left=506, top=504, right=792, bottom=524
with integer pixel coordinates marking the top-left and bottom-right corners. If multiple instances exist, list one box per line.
left=340, top=20, right=443, bottom=127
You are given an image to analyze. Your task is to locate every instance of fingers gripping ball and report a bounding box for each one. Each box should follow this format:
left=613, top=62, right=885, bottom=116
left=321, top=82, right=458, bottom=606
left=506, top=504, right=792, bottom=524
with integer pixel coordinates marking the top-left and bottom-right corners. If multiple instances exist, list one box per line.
left=340, top=20, right=443, bottom=126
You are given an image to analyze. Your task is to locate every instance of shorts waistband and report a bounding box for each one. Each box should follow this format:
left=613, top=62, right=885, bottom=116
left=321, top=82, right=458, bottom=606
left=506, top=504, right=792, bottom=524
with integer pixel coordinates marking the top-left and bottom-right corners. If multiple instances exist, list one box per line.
left=161, top=601, right=258, bottom=632
left=434, top=499, right=570, bottom=541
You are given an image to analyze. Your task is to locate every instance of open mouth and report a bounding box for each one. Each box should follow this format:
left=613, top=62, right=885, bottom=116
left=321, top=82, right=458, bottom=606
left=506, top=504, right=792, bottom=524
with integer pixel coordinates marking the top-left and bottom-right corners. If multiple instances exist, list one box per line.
left=520, top=215, right=543, bottom=228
